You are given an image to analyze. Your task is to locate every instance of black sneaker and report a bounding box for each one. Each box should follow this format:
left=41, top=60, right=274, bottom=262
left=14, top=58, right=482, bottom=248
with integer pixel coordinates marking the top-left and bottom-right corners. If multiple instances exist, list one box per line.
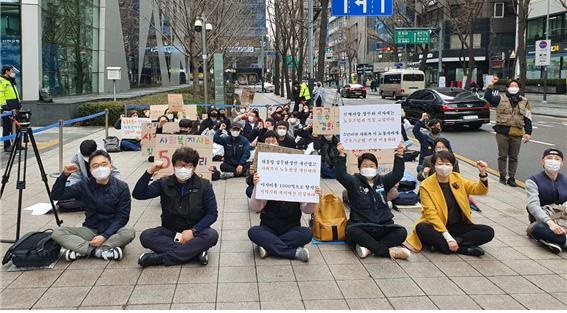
left=538, top=239, right=563, bottom=254
left=457, top=246, right=485, bottom=257
left=198, top=250, right=209, bottom=265
left=138, top=252, right=164, bottom=267
left=507, top=178, right=518, bottom=187
left=499, top=176, right=507, bottom=184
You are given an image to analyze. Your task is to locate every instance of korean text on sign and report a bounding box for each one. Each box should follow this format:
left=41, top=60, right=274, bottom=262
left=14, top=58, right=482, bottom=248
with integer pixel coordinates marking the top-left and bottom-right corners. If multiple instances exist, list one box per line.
left=120, top=117, right=151, bottom=139
left=154, top=134, right=213, bottom=180
left=339, top=104, right=402, bottom=150
left=256, top=152, right=321, bottom=203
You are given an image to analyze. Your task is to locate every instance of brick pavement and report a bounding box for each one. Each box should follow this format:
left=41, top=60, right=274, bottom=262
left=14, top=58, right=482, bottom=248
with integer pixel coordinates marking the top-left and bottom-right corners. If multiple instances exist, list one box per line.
left=1, top=104, right=566, bottom=309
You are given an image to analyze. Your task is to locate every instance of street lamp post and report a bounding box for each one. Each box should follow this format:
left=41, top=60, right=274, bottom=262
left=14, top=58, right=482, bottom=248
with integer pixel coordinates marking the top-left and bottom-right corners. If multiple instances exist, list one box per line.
left=195, top=17, right=212, bottom=105
left=307, top=0, right=314, bottom=93
left=543, top=0, right=550, bottom=103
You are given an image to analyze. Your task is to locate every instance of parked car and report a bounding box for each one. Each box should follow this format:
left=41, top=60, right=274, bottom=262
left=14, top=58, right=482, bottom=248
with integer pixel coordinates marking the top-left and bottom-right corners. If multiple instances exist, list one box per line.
left=251, top=82, right=275, bottom=93
left=399, top=87, right=490, bottom=130
left=340, top=84, right=367, bottom=98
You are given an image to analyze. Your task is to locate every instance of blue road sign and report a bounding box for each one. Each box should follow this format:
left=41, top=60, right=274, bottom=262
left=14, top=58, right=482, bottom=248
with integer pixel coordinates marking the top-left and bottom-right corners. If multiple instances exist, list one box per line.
left=331, top=0, right=393, bottom=16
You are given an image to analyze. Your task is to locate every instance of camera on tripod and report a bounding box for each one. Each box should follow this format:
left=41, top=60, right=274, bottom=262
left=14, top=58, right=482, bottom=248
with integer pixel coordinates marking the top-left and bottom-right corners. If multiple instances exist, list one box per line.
left=14, top=109, right=32, bottom=127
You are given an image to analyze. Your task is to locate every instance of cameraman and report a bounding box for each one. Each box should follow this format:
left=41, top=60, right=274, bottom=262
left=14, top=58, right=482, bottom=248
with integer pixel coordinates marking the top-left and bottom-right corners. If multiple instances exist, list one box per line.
left=1, top=65, right=22, bottom=152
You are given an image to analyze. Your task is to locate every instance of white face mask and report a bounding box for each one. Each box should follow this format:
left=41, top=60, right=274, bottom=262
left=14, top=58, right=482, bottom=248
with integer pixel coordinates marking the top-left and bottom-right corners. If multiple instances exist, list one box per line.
left=288, top=118, right=297, bottom=125
left=230, top=130, right=240, bottom=138
left=435, top=165, right=453, bottom=177
left=507, top=86, right=520, bottom=95
left=166, top=114, right=174, bottom=120
left=544, top=159, right=562, bottom=173
left=174, top=167, right=193, bottom=181
left=277, top=129, right=287, bottom=137
left=248, top=116, right=255, bottom=123
left=266, top=125, right=274, bottom=131
left=9, top=72, right=16, bottom=78
left=91, top=167, right=111, bottom=181
left=360, top=167, right=377, bottom=178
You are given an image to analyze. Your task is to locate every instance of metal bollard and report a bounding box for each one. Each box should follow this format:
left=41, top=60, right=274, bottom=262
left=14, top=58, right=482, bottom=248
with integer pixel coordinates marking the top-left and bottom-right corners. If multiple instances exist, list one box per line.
left=58, top=119, right=64, bottom=174
left=104, top=109, right=109, bottom=138
left=124, top=104, right=128, bottom=117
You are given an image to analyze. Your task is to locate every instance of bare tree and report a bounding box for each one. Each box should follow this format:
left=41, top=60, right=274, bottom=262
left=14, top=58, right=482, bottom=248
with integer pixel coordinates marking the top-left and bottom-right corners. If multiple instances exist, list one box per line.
left=316, top=0, right=330, bottom=82
left=512, top=0, right=531, bottom=92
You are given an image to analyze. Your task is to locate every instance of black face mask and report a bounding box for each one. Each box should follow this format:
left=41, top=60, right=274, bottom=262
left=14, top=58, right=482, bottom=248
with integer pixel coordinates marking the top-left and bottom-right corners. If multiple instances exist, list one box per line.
left=210, top=114, right=218, bottom=118
left=431, top=127, right=441, bottom=135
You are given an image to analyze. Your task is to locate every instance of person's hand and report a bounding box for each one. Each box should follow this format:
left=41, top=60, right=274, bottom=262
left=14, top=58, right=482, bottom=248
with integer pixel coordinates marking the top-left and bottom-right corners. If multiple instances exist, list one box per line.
left=147, top=160, right=165, bottom=175
left=396, top=141, right=405, bottom=156
left=236, top=165, right=243, bottom=175
left=180, top=229, right=194, bottom=244
left=448, top=240, right=459, bottom=252
left=421, top=112, right=429, bottom=121
left=476, top=160, right=488, bottom=175
left=315, top=187, right=322, bottom=196
left=547, top=220, right=567, bottom=235
left=253, top=172, right=260, bottom=186
left=89, top=235, right=106, bottom=247
left=249, top=167, right=255, bottom=176
left=523, top=134, right=531, bottom=143
left=422, top=167, right=431, bottom=177
left=491, top=75, right=499, bottom=86
left=63, top=163, right=79, bottom=176
left=337, top=143, right=346, bottom=157
left=220, top=123, right=226, bottom=130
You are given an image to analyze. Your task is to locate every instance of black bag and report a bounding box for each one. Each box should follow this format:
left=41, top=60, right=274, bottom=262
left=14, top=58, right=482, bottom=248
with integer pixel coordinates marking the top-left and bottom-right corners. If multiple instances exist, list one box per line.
left=56, top=199, right=85, bottom=212
left=2, top=230, right=61, bottom=268
left=393, top=191, right=419, bottom=205
left=397, top=180, right=417, bottom=192
left=104, top=136, right=121, bottom=153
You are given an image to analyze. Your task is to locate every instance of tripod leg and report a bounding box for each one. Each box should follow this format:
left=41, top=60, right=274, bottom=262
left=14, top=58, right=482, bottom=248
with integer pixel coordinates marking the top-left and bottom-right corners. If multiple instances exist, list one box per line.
left=13, top=131, right=30, bottom=241
left=27, top=129, right=63, bottom=226
left=0, top=131, right=22, bottom=198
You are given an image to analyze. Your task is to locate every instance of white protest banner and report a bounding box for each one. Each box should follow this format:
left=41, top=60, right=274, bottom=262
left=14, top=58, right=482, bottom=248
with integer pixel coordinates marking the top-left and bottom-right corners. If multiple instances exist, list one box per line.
left=340, top=104, right=402, bottom=150
left=150, top=105, right=169, bottom=120
left=256, top=152, right=321, bottom=203
left=141, top=122, right=157, bottom=156
left=120, top=117, right=151, bottom=139
left=167, top=94, right=184, bottom=112
left=313, top=107, right=340, bottom=135
left=154, top=134, right=213, bottom=180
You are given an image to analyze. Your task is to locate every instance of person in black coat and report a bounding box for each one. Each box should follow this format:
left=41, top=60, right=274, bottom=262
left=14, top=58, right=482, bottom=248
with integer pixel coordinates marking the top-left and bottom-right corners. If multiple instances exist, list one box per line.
left=313, top=135, right=340, bottom=179
left=275, top=121, right=297, bottom=149
left=198, top=108, right=222, bottom=134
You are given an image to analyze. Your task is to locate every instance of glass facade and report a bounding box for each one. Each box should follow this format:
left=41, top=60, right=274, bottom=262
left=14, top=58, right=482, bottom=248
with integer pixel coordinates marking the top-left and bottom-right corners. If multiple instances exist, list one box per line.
left=0, top=2, right=21, bottom=93
left=526, top=12, right=567, bottom=79
left=41, top=0, right=100, bottom=96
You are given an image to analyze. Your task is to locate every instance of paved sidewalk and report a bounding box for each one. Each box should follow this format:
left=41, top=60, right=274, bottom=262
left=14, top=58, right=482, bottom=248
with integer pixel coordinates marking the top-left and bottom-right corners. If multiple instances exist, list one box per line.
left=50, top=85, right=189, bottom=105
left=1, top=120, right=566, bottom=309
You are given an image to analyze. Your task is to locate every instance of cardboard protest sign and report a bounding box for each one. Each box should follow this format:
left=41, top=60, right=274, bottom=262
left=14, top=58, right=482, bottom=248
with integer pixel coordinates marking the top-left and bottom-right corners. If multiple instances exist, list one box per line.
left=154, top=134, right=213, bottom=180
left=256, top=152, right=321, bottom=203
left=252, top=142, right=304, bottom=171
left=120, top=117, right=151, bottom=139
left=313, top=107, right=340, bottom=135
left=167, top=94, right=184, bottom=112
left=347, top=149, right=396, bottom=175
left=183, top=105, right=198, bottom=120
left=150, top=105, right=169, bottom=120
left=162, top=122, right=180, bottom=134
left=241, top=88, right=255, bottom=105
left=340, top=104, right=402, bottom=150
left=141, top=122, right=157, bottom=156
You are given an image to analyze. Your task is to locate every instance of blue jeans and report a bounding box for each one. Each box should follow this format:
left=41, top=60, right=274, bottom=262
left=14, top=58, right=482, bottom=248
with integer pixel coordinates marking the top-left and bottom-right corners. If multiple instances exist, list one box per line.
left=120, top=140, right=141, bottom=151
left=248, top=225, right=312, bottom=259
left=531, top=222, right=567, bottom=247
left=321, top=164, right=336, bottom=179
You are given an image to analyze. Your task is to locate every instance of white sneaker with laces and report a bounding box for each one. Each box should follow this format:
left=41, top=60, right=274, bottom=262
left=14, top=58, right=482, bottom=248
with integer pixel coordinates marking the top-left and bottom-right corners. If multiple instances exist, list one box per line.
left=389, top=247, right=411, bottom=260
left=355, top=244, right=371, bottom=259
left=100, top=247, right=123, bottom=261
left=63, top=249, right=83, bottom=262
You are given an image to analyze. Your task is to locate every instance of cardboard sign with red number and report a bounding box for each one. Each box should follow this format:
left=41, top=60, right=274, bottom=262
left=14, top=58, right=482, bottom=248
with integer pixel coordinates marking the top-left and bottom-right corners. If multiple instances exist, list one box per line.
left=154, top=134, right=213, bottom=180
left=141, top=122, right=157, bottom=157
left=167, top=94, right=184, bottom=112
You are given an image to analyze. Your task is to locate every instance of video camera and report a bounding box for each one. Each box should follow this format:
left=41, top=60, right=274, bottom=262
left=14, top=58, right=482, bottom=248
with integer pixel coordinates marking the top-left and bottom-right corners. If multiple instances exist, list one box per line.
left=13, top=109, right=31, bottom=127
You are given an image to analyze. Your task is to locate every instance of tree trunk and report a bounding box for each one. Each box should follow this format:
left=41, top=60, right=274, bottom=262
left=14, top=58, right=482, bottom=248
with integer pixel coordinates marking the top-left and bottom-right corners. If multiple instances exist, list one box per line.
left=517, top=4, right=528, bottom=94
left=283, top=61, right=291, bottom=100
left=274, top=52, right=281, bottom=96
left=316, top=0, right=329, bottom=82
left=418, top=45, right=429, bottom=72
left=466, top=33, right=475, bottom=89
left=191, top=56, right=200, bottom=97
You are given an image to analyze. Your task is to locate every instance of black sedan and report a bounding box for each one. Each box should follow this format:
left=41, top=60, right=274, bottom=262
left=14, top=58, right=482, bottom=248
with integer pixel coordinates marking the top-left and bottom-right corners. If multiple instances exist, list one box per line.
left=340, top=84, right=367, bottom=98
left=400, top=88, right=490, bottom=130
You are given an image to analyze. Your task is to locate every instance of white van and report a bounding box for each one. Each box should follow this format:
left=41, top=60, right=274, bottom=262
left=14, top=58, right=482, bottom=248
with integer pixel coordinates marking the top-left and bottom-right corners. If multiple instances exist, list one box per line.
left=379, top=69, right=425, bottom=99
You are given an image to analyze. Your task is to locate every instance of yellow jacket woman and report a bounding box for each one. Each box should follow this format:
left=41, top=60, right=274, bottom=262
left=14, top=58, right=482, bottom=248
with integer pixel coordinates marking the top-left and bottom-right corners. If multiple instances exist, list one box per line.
left=406, top=151, right=494, bottom=257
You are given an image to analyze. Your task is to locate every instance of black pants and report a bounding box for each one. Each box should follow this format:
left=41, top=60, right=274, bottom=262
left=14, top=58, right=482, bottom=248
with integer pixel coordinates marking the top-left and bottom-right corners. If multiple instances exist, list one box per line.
left=346, top=225, right=407, bottom=257
left=416, top=222, right=494, bottom=254
left=315, top=98, right=322, bottom=107
left=220, top=162, right=250, bottom=177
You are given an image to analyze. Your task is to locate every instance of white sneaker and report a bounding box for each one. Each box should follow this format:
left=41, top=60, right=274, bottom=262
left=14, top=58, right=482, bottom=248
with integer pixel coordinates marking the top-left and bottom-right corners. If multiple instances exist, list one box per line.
left=355, top=244, right=371, bottom=259
left=100, top=247, right=123, bottom=261
left=63, top=249, right=83, bottom=262
left=295, top=247, right=310, bottom=262
left=256, top=246, right=268, bottom=259
left=389, top=247, right=411, bottom=260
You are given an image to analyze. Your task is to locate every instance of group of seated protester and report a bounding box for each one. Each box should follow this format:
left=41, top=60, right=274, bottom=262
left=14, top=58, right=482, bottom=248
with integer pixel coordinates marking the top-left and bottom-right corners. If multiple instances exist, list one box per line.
left=51, top=104, right=566, bottom=268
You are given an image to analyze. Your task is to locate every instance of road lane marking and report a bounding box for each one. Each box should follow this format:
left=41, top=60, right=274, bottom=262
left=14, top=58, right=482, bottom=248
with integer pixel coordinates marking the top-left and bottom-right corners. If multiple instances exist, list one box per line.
left=488, top=132, right=555, bottom=146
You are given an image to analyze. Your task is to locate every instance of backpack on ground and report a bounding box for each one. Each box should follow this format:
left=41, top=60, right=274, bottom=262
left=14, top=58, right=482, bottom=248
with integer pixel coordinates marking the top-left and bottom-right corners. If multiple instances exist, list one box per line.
left=392, top=191, right=419, bottom=205
left=103, top=136, right=121, bottom=153
left=312, top=193, right=347, bottom=241
left=56, top=199, right=85, bottom=212
left=2, top=230, right=61, bottom=268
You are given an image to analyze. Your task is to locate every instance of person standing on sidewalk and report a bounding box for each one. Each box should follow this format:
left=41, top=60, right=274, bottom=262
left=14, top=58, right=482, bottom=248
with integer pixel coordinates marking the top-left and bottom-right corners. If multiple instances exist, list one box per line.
left=526, top=148, right=567, bottom=253
left=484, top=76, right=533, bottom=187
left=313, top=81, right=326, bottom=107
left=1, top=65, right=21, bottom=152
left=51, top=150, right=135, bottom=262
left=133, top=147, right=219, bottom=267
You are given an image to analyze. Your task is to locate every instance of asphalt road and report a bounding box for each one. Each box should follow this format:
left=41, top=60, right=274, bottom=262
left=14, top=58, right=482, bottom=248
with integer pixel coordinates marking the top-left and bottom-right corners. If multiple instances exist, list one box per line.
left=326, top=88, right=567, bottom=182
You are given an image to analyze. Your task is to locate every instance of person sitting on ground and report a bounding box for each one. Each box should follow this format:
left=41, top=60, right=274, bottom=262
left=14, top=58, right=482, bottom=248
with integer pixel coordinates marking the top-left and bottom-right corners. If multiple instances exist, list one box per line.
left=198, top=108, right=221, bottom=134
left=114, top=110, right=138, bottom=129
left=218, top=108, right=231, bottom=129
left=213, top=123, right=251, bottom=179
left=253, top=118, right=275, bottom=145
left=114, top=111, right=142, bottom=151
left=155, top=115, right=170, bottom=134
left=526, top=148, right=567, bottom=253
left=406, top=151, right=493, bottom=256
left=417, top=137, right=459, bottom=181
left=335, top=141, right=411, bottom=260
left=413, top=113, right=443, bottom=171
left=68, top=139, right=121, bottom=185
left=177, top=119, right=192, bottom=135
left=274, top=121, right=297, bottom=149
left=287, top=112, right=303, bottom=138
left=245, top=131, right=280, bottom=198
left=133, top=147, right=219, bottom=267
left=298, top=103, right=310, bottom=125
left=271, top=106, right=285, bottom=121
left=314, top=134, right=340, bottom=179
left=241, top=110, right=260, bottom=142
left=51, top=150, right=135, bottom=261
left=248, top=172, right=321, bottom=262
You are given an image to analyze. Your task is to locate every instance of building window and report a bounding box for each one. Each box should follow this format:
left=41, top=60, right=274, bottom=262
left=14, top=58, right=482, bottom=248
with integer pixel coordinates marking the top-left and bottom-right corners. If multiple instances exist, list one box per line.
left=493, top=2, right=504, bottom=18
left=0, top=4, right=21, bottom=89
left=450, top=34, right=482, bottom=49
